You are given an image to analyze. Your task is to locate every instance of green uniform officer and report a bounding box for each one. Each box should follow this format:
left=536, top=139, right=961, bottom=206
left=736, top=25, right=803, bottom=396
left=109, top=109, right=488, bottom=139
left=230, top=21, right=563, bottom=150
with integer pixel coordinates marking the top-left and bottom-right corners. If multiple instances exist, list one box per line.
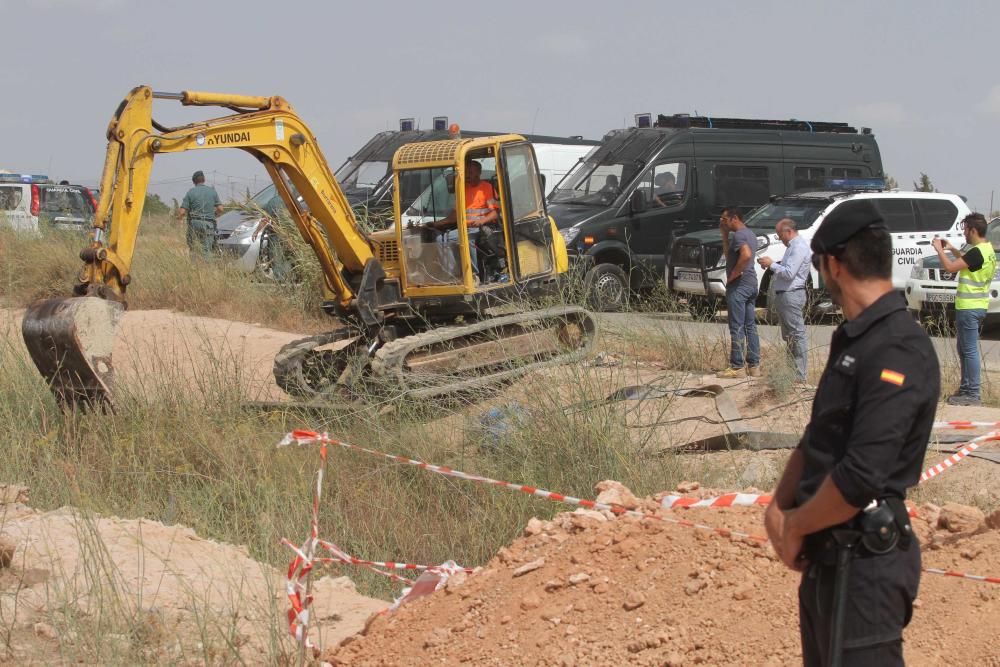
left=178, top=170, right=223, bottom=258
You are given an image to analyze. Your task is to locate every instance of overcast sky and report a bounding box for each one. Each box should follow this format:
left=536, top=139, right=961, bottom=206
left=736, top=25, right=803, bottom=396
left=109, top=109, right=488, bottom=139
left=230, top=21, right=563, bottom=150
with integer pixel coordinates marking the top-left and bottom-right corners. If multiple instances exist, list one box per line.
left=2, top=0, right=998, bottom=211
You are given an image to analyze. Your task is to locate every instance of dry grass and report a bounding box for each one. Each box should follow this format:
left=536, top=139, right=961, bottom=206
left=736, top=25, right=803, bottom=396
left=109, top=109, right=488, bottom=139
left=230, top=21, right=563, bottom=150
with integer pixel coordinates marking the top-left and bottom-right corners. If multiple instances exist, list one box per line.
left=0, top=217, right=331, bottom=334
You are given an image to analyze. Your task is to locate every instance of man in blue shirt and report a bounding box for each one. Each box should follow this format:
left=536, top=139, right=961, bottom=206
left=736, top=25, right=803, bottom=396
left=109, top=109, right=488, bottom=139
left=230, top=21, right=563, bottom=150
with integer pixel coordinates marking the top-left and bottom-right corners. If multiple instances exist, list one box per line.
left=759, top=218, right=812, bottom=381
left=717, top=208, right=762, bottom=378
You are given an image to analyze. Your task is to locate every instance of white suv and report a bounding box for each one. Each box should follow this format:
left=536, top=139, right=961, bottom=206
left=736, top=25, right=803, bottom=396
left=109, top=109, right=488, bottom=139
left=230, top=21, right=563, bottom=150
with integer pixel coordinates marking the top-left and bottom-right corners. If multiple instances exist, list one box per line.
left=905, top=217, right=1000, bottom=324
left=667, top=190, right=972, bottom=319
left=0, top=174, right=96, bottom=233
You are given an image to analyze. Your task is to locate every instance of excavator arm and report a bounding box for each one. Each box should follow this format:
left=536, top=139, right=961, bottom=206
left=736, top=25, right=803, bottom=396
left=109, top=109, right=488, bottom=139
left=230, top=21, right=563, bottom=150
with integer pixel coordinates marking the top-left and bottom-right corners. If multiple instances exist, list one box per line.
left=23, top=86, right=381, bottom=408
left=83, top=85, right=374, bottom=304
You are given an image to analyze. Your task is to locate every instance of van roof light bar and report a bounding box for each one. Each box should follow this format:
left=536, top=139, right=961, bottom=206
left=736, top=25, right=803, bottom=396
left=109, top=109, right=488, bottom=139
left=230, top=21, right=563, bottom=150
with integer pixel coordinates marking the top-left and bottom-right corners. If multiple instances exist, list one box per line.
left=655, top=114, right=860, bottom=134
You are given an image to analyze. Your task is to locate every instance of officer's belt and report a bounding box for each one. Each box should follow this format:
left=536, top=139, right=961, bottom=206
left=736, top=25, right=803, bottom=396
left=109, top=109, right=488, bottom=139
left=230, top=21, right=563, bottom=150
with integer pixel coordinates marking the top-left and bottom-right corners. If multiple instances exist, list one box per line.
left=188, top=215, right=216, bottom=223
left=802, top=496, right=913, bottom=566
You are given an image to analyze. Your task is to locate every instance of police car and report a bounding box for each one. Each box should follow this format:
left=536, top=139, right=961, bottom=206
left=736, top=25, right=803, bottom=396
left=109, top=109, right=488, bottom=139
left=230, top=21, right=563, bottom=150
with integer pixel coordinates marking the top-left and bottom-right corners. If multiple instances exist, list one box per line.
left=667, top=186, right=972, bottom=319
left=0, top=173, right=96, bottom=233
left=905, top=217, right=1000, bottom=324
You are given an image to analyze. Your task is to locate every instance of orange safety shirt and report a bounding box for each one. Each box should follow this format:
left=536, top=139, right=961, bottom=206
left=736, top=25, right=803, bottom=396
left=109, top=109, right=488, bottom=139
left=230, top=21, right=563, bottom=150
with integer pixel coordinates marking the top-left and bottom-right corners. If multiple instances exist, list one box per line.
left=464, top=181, right=499, bottom=225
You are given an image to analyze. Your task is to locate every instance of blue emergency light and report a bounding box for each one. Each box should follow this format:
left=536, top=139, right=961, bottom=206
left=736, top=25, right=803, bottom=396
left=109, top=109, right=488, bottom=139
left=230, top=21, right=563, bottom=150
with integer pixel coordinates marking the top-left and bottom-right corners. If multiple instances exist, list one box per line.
left=826, top=178, right=886, bottom=191
left=0, top=173, right=50, bottom=183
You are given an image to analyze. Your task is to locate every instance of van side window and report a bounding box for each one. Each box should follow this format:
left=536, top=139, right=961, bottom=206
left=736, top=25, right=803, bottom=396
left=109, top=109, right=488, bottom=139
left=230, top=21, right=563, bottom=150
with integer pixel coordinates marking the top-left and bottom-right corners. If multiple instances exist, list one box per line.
left=793, top=167, right=825, bottom=190
left=0, top=186, right=23, bottom=210
left=715, top=165, right=769, bottom=207
left=635, top=162, right=687, bottom=208
left=830, top=167, right=863, bottom=179
left=915, top=199, right=959, bottom=232
left=872, top=199, right=916, bottom=232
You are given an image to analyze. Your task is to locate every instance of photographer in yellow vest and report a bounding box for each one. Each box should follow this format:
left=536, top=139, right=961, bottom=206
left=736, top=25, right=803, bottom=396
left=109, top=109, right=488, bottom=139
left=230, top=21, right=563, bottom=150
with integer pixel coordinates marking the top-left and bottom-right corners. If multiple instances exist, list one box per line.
left=932, top=213, right=997, bottom=406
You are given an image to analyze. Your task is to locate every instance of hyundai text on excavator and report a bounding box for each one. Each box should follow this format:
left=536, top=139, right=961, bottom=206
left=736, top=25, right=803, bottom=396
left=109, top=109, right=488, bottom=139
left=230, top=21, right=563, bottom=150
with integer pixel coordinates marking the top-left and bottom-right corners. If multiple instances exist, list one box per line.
left=22, top=86, right=597, bottom=408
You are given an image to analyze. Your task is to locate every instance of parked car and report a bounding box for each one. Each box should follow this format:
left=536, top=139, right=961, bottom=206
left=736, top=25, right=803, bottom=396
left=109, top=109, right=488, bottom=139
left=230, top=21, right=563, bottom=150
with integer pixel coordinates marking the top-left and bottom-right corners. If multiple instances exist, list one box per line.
left=549, top=114, right=883, bottom=310
left=0, top=174, right=96, bottom=233
left=905, top=217, right=1000, bottom=324
left=668, top=188, right=973, bottom=320
left=217, top=183, right=298, bottom=277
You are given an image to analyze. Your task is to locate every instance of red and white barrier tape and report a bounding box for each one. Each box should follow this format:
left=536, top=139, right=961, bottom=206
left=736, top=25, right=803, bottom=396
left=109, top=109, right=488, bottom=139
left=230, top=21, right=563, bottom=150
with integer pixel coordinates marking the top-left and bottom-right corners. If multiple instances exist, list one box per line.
left=280, top=430, right=771, bottom=544
left=661, top=493, right=773, bottom=509
left=922, top=567, right=1000, bottom=585
left=281, top=437, right=476, bottom=645
left=919, top=430, right=1000, bottom=483
left=933, top=420, right=1000, bottom=430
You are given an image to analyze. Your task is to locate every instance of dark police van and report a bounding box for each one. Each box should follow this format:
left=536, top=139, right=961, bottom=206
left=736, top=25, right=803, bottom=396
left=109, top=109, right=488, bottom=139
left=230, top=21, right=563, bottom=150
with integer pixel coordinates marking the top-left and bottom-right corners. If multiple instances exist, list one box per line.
left=547, top=114, right=883, bottom=310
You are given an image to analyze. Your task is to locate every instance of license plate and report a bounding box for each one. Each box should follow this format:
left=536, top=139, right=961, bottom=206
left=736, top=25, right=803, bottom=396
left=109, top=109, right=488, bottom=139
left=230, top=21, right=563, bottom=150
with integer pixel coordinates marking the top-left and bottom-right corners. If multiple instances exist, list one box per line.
left=925, top=292, right=955, bottom=303
left=676, top=270, right=701, bottom=282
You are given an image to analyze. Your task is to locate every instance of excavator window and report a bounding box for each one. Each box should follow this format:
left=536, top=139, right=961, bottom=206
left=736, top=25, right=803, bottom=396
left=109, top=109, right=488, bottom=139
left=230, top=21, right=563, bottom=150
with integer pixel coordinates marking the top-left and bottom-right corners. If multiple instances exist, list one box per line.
left=398, top=165, right=465, bottom=285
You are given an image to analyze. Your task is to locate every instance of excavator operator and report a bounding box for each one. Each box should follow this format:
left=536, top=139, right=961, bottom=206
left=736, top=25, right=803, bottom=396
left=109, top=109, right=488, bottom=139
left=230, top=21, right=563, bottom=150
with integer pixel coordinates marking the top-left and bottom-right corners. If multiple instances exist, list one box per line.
left=432, top=159, right=500, bottom=280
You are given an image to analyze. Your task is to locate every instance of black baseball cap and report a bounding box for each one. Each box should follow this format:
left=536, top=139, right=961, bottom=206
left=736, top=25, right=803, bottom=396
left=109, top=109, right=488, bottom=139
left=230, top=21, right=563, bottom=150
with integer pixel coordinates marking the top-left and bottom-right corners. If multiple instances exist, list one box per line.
left=810, top=199, right=886, bottom=255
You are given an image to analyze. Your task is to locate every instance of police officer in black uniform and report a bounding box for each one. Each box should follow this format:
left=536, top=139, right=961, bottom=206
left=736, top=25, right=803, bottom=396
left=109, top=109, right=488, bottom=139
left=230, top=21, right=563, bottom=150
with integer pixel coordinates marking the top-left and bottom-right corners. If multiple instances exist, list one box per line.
left=763, top=199, right=940, bottom=666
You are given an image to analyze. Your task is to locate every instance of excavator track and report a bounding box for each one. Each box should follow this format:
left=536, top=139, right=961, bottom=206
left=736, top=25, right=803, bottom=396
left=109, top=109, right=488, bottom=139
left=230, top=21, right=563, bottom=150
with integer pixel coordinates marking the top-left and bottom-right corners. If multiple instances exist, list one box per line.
left=21, top=297, right=124, bottom=410
left=370, top=305, right=597, bottom=399
left=272, top=328, right=366, bottom=399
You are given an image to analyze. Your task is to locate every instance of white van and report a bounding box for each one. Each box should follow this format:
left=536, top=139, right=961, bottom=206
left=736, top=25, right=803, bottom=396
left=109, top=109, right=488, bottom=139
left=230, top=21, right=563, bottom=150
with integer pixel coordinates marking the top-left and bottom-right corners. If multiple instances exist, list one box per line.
left=668, top=189, right=973, bottom=319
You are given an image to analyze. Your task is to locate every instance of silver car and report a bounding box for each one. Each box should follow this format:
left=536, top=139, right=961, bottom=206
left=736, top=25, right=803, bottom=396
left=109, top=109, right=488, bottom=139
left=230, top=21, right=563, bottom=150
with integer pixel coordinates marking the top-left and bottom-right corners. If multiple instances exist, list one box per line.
left=216, top=184, right=278, bottom=273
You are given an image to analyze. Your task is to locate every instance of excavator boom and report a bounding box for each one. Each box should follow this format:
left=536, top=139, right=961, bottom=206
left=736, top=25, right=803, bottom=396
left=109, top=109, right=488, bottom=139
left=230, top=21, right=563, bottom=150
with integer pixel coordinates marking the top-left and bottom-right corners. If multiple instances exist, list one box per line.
left=23, top=86, right=379, bottom=408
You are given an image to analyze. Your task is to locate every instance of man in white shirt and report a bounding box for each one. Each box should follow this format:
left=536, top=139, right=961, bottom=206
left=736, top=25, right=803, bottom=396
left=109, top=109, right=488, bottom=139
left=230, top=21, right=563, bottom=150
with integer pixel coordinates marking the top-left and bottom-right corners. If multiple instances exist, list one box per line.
left=759, top=218, right=812, bottom=381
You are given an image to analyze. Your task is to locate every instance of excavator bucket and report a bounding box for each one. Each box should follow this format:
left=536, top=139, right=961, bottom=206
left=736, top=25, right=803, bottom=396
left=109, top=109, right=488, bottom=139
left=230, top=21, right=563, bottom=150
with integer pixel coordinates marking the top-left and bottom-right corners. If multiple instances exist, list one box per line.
left=21, top=297, right=124, bottom=410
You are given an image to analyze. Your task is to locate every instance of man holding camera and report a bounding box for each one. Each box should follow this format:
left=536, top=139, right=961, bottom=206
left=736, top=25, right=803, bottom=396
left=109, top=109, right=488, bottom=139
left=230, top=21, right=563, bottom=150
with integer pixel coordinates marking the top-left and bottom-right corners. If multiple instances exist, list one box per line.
left=931, top=213, right=996, bottom=406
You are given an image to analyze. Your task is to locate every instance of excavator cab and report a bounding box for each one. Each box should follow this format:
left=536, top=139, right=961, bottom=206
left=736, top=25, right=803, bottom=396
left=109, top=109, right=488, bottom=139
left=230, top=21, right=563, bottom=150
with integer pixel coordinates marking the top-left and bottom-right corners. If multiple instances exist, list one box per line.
left=391, top=137, right=560, bottom=297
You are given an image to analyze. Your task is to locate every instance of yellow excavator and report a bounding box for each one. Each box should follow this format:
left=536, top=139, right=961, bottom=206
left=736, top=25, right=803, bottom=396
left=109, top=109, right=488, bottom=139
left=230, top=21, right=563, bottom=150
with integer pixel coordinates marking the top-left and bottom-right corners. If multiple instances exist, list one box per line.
left=21, top=86, right=597, bottom=408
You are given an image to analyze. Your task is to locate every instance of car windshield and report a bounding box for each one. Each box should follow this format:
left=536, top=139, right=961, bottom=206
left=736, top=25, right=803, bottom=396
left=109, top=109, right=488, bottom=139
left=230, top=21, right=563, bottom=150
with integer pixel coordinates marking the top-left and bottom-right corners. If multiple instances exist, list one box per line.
left=745, top=199, right=829, bottom=231
left=548, top=157, right=641, bottom=206
left=251, top=184, right=277, bottom=204
left=336, top=159, right=391, bottom=196
left=39, top=185, right=94, bottom=216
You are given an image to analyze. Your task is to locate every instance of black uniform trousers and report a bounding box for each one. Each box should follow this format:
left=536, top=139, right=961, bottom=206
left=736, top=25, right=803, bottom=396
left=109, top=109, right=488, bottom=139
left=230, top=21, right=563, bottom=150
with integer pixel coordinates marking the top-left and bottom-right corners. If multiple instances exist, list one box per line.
left=798, top=543, right=921, bottom=666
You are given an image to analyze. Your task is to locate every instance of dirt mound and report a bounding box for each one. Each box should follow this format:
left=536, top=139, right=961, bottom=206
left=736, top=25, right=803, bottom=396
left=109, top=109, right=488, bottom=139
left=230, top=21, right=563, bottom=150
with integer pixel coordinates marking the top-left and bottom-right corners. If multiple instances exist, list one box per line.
left=331, top=486, right=1000, bottom=667
left=0, top=486, right=385, bottom=663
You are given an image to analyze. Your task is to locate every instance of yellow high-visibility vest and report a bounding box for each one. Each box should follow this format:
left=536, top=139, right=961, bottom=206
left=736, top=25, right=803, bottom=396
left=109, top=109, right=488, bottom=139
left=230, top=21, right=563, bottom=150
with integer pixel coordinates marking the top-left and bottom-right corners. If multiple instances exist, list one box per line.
left=956, top=240, right=997, bottom=310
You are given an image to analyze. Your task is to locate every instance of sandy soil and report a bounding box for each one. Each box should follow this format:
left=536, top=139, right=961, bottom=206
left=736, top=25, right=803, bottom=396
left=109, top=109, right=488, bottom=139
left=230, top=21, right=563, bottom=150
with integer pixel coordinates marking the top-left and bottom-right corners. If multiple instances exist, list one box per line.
left=3, top=307, right=302, bottom=402
left=0, top=485, right=385, bottom=663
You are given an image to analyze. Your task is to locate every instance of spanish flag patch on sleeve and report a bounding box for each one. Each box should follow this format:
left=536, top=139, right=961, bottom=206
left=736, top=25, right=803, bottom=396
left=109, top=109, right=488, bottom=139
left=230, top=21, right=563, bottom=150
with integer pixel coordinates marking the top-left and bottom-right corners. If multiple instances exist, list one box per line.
left=880, top=369, right=905, bottom=386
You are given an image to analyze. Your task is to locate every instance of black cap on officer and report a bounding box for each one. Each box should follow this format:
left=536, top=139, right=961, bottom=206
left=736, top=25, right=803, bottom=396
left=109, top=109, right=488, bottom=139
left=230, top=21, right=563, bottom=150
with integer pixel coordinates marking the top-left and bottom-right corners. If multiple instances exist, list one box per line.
left=810, top=199, right=886, bottom=254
